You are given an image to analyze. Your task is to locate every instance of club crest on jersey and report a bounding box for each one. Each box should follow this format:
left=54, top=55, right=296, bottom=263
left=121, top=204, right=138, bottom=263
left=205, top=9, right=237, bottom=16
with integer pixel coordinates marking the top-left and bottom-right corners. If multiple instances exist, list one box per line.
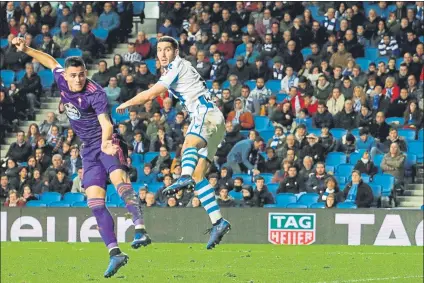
left=64, top=102, right=81, bottom=120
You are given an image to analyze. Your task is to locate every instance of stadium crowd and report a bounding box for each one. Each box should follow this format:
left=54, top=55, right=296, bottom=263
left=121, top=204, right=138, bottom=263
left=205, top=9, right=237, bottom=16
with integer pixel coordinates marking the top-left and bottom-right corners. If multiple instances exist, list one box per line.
left=1, top=1, right=423, bottom=210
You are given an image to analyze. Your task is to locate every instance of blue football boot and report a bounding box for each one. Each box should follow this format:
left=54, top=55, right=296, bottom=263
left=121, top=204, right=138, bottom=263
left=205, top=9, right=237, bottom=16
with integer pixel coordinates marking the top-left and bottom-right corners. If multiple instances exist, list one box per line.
left=162, top=175, right=195, bottom=195
left=104, top=252, right=129, bottom=278
left=131, top=230, right=152, bottom=249
left=205, top=219, right=231, bottom=249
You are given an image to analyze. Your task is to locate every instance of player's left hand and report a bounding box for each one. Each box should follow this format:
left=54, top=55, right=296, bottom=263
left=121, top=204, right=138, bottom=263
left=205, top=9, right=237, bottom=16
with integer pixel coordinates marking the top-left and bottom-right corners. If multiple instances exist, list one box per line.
left=116, top=103, right=129, bottom=114
left=101, top=140, right=119, bottom=155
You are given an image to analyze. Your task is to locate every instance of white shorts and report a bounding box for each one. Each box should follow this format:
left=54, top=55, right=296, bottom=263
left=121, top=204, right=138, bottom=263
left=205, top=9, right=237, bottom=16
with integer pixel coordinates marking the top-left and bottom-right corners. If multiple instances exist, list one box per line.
left=186, top=106, right=225, bottom=161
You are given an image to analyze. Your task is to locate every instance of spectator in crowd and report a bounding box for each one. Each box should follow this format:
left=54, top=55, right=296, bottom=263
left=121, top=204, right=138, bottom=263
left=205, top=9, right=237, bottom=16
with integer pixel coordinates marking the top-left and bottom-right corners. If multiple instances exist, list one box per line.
left=70, top=22, right=96, bottom=61
left=92, top=60, right=111, bottom=88
left=108, top=54, right=123, bottom=77
left=382, top=77, right=400, bottom=103
left=0, top=175, right=13, bottom=200
left=217, top=186, right=236, bottom=207
left=193, top=50, right=211, bottom=80
left=71, top=167, right=84, bottom=194
left=403, top=100, right=423, bottom=129
left=210, top=52, right=229, bottom=84
left=226, top=137, right=264, bottom=174
left=134, top=31, right=151, bottom=59
left=342, top=170, right=374, bottom=208
left=16, top=167, right=30, bottom=194
left=149, top=126, right=173, bottom=152
left=97, top=2, right=120, bottom=51
left=253, top=176, right=275, bottom=206
left=314, top=75, right=333, bottom=104
left=5, top=131, right=32, bottom=163
left=239, top=185, right=256, bottom=207
left=356, top=105, right=374, bottom=129
left=104, top=77, right=120, bottom=107
left=320, top=127, right=337, bottom=154
left=119, top=75, right=138, bottom=103
left=49, top=168, right=71, bottom=195
left=318, top=176, right=342, bottom=206
left=125, top=157, right=138, bottom=183
left=64, top=146, right=82, bottom=176
left=229, top=57, right=250, bottom=84
left=326, top=87, right=345, bottom=116
left=39, top=3, right=56, bottom=28
left=283, top=40, right=304, bottom=72
left=34, top=148, right=50, bottom=174
left=249, top=57, right=270, bottom=81
left=277, top=166, right=304, bottom=194
left=145, top=192, right=157, bottom=207
left=123, top=42, right=142, bottom=67
left=330, top=41, right=353, bottom=68
left=301, top=134, right=326, bottom=163
left=280, top=66, right=298, bottom=94
left=356, top=128, right=376, bottom=152
left=132, top=130, right=146, bottom=154
left=370, top=111, right=391, bottom=144
left=53, top=22, right=72, bottom=53
left=3, top=189, right=25, bottom=207
left=337, top=133, right=356, bottom=156
left=334, top=100, right=357, bottom=130
left=305, top=161, right=329, bottom=193
left=159, top=17, right=178, bottom=38
left=55, top=6, right=73, bottom=27
left=83, top=3, right=98, bottom=28
left=313, top=103, right=334, bottom=129
left=354, top=151, right=378, bottom=177
left=226, top=98, right=254, bottom=131
left=378, top=34, right=400, bottom=57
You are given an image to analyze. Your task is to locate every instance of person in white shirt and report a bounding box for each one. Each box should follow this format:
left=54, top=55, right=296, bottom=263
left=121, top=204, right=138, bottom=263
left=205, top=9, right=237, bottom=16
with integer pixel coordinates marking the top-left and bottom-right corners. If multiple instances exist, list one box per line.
left=280, top=66, right=299, bottom=94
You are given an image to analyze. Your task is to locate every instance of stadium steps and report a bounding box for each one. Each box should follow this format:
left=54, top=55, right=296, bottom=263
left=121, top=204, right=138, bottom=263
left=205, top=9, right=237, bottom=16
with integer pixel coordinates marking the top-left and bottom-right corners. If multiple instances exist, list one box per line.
left=397, top=184, right=424, bottom=207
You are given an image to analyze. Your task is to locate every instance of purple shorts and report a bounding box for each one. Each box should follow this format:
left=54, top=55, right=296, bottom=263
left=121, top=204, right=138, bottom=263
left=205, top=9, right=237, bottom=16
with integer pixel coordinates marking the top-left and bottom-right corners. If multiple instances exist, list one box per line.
left=81, top=134, right=128, bottom=189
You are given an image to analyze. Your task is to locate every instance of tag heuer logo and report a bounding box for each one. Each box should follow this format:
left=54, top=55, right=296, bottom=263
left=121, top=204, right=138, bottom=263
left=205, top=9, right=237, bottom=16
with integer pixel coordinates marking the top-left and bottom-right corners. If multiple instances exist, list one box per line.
left=268, top=213, right=316, bottom=245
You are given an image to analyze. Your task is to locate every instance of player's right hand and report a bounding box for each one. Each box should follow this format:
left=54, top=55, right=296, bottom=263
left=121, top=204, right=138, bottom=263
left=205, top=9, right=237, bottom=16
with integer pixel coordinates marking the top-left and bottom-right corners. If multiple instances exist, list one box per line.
left=116, top=103, right=129, bottom=114
left=101, top=140, right=119, bottom=156
left=11, top=37, right=27, bottom=52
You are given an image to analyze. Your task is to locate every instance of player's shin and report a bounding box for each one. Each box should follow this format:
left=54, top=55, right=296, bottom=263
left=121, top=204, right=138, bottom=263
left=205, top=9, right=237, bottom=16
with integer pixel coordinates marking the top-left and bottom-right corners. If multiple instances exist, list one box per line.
left=181, top=147, right=199, bottom=176
left=116, top=183, right=145, bottom=232
left=195, top=178, right=223, bottom=225
left=87, top=198, right=121, bottom=256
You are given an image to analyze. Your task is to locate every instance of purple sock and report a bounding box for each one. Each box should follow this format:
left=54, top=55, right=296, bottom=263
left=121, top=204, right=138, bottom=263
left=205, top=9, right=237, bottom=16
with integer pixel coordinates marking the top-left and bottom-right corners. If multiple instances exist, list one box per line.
left=117, top=183, right=144, bottom=228
left=88, top=198, right=118, bottom=250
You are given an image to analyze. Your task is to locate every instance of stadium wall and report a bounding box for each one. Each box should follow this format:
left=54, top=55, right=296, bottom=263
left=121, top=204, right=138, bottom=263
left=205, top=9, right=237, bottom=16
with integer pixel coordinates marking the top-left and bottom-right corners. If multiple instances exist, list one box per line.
left=1, top=208, right=422, bottom=246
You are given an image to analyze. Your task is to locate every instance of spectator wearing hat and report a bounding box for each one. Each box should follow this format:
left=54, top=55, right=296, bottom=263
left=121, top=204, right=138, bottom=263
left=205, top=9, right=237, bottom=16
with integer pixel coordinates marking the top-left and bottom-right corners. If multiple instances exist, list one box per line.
left=354, top=151, right=378, bottom=177
left=337, top=133, right=357, bottom=156
left=334, top=100, right=358, bottom=130
left=217, top=166, right=234, bottom=190
left=356, top=128, right=376, bottom=152
left=226, top=98, right=255, bottom=131
left=342, top=170, right=374, bottom=208
left=229, top=57, right=250, bottom=84
left=301, top=134, right=326, bottom=163
left=239, top=185, right=257, bottom=207
left=210, top=52, right=229, bottom=84
left=326, top=87, right=345, bottom=116
left=330, top=41, right=353, bottom=69
left=217, top=185, right=236, bottom=208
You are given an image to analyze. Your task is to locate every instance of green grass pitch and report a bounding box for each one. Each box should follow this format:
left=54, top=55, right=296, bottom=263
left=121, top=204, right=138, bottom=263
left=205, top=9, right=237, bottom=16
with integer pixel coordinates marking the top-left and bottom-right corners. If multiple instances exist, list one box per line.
left=1, top=242, right=423, bottom=283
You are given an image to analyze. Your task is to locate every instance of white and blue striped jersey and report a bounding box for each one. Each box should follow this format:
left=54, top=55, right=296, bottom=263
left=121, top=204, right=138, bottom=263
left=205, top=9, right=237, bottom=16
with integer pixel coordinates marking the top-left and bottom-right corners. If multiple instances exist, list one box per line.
left=157, top=56, right=214, bottom=115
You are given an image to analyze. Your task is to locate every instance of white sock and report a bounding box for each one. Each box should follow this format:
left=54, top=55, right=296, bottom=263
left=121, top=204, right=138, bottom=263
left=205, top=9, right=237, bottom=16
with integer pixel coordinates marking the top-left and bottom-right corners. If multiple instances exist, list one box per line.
left=195, top=178, right=222, bottom=224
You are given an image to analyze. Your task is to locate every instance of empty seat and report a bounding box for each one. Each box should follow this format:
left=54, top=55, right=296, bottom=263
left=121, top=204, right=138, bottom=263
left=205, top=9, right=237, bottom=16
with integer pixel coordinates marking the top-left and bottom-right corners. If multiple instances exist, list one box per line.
left=131, top=153, right=144, bottom=164
left=63, top=48, right=83, bottom=58
left=132, top=2, right=145, bottom=15
left=144, top=152, right=159, bottom=163
left=418, top=129, right=423, bottom=141
left=0, top=38, right=7, bottom=48
left=264, top=204, right=277, bottom=208
left=307, top=128, right=322, bottom=137
left=260, top=130, right=275, bottom=142
left=326, top=152, right=347, bottom=166
left=325, top=165, right=335, bottom=175
left=259, top=174, right=273, bottom=184
left=63, top=192, right=85, bottom=203
left=336, top=202, right=358, bottom=209
left=108, top=193, right=124, bottom=204
left=265, top=80, right=282, bottom=94
left=301, top=47, right=312, bottom=57
left=15, top=69, right=26, bottom=82
left=286, top=203, right=308, bottom=209
left=309, top=202, right=325, bottom=209
left=334, top=176, right=346, bottom=186
left=205, top=80, right=213, bottom=89
left=276, top=193, right=297, bottom=208
left=330, top=128, right=347, bottom=140
left=365, top=47, right=379, bottom=61
left=234, top=44, right=246, bottom=56
left=372, top=174, right=395, bottom=196
left=232, top=174, right=253, bottom=184
left=40, top=192, right=62, bottom=202
left=38, top=70, right=55, bottom=89
left=49, top=202, right=71, bottom=207
left=386, top=117, right=405, bottom=126
left=106, top=203, right=118, bottom=208
left=408, top=141, right=423, bottom=162
left=244, top=80, right=256, bottom=91
left=355, top=58, right=371, bottom=71
left=398, top=129, right=416, bottom=141
left=297, top=193, right=319, bottom=206
left=372, top=154, right=384, bottom=170
left=369, top=184, right=382, bottom=206
left=336, top=164, right=354, bottom=176
left=147, top=182, right=163, bottom=194
left=267, top=183, right=279, bottom=196
left=145, top=58, right=156, bottom=75
left=349, top=152, right=362, bottom=165
left=1, top=70, right=15, bottom=87
left=254, top=116, right=273, bottom=131
left=222, top=80, right=230, bottom=89
left=92, top=28, right=109, bottom=42
left=111, top=105, right=129, bottom=123
left=405, top=153, right=417, bottom=177
left=26, top=201, right=48, bottom=207
left=71, top=201, right=87, bottom=207
left=276, top=93, right=288, bottom=103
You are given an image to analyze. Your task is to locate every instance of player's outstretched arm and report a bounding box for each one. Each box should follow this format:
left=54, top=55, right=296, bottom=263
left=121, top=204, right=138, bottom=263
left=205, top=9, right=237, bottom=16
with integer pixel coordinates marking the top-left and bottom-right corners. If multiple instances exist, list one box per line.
left=116, top=83, right=167, bottom=114
left=12, top=37, right=60, bottom=70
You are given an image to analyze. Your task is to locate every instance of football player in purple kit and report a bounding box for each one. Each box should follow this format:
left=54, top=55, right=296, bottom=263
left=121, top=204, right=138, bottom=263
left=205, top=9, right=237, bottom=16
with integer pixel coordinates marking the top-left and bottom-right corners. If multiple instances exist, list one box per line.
left=11, top=37, right=151, bottom=278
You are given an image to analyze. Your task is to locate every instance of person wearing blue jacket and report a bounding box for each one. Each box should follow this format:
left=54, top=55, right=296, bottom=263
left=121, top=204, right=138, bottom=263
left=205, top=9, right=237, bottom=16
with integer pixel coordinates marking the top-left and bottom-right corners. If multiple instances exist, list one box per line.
left=225, top=137, right=264, bottom=174
left=356, top=128, right=376, bottom=152
left=158, top=18, right=178, bottom=39
left=137, top=163, right=157, bottom=184
left=97, top=2, right=120, bottom=51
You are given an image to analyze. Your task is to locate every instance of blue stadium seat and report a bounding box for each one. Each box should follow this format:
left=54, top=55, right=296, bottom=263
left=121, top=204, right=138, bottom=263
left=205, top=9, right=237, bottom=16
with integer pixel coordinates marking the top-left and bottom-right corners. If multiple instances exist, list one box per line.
left=418, top=129, right=423, bottom=141
left=295, top=118, right=312, bottom=128
left=144, top=152, right=159, bottom=163
left=148, top=182, right=163, bottom=194
left=355, top=58, right=371, bottom=72
left=334, top=176, right=346, bottom=187
left=234, top=44, right=246, bottom=57
left=260, top=174, right=273, bottom=184
left=227, top=58, right=237, bottom=68
left=111, top=104, right=129, bottom=123
left=265, top=80, right=281, bottom=94
left=92, top=28, right=109, bottom=42
left=297, top=193, right=319, bottom=206
left=108, top=193, right=124, bottom=204
left=301, top=47, right=312, bottom=58
left=365, top=47, right=379, bottom=61
left=267, top=59, right=274, bottom=69
left=267, top=183, right=279, bottom=196
left=56, top=58, right=65, bottom=66
left=63, top=192, right=85, bottom=203
left=408, top=141, right=423, bottom=162
left=260, top=130, right=274, bottom=143
left=405, top=153, right=417, bottom=177
left=106, top=184, right=116, bottom=197
left=26, top=201, right=48, bottom=207
left=325, top=165, right=335, bottom=175
left=276, top=193, right=297, bottom=208
left=398, top=129, right=416, bottom=141
left=276, top=93, right=288, bottom=103
left=37, top=70, right=54, bottom=89
left=420, top=36, right=424, bottom=43
left=206, top=80, right=213, bottom=89
left=34, top=34, right=44, bottom=46
left=145, top=58, right=156, bottom=75
left=51, top=27, right=60, bottom=36
left=222, top=80, right=230, bottom=89
left=263, top=204, right=276, bottom=208
left=63, top=48, right=83, bottom=58
left=336, top=202, right=358, bottom=209
left=239, top=130, right=249, bottom=138
left=131, top=153, right=144, bottom=164
left=330, top=128, right=347, bottom=140
left=106, top=203, right=118, bottom=208
left=373, top=154, right=384, bottom=170
left=244, top=80, right=256, bottom=91
left=71, top=201, right=87, bottom=207
left=286, top=203, right=308, bottom=209
left=0, top=38, right=7, bottom=49
left=40, top=192, right=62, bottom=203
left=307, top=128, right=322, bottom=137
left=336, top=164, right=354, bottom=176
left=229, top=190, right=242, bottom=200
left=254, top=116, right=273, bottom=131
left=326, top=152, right=347, bottom=166
left=133, top=2, right=145, bottom=15
left=15, top=69, right=26, bottom=82
left=369, top=184, right=382, bottom=202
left=1, top=70, right=15, bottom=87
left=386, top=117, right=405, bottom=126
left=49, top=201, right=71, bottom=207
left=309, top=202, right=325, bottom=209
left=372, top=174, right=395, bottom=196
left=307, top=5, right=320, bottom=18
left=232, top=174, right=253, bottom=184
left=396, top=58, right=404, bottom=69
left=374, top=57, right=389, bottom=65
left=148, top=37, right=157, bottom=47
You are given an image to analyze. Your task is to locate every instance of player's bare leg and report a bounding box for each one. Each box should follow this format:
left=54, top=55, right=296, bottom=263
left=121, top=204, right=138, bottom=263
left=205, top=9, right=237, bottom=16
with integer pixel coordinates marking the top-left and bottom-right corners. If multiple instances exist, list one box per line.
left=85, top=186, right=128, bottom=278
left=110, top=169, right=151, bottom=249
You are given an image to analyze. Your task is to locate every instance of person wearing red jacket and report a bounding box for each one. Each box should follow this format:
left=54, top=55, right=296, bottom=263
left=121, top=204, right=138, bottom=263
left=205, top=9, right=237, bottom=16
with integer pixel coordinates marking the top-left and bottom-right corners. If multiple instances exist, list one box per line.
left=216, top=32, right=235, bottom=60
left=382, top=77, right=400, bottom=103
left=3, top=190, right=26, bottom=207
left=226, top=98, right=255, bottom=130
left=304, top=94, right=318, bottom=115
left=134, top=31, right=151, bottom=59
left=287, top=86, right=305, bottom=116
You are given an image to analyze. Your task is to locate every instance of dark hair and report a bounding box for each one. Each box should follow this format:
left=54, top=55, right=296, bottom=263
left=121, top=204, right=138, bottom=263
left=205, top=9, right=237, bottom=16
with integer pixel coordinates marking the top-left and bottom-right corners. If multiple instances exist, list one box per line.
left=234, top=177, right=243, bottom=182
left=158, top=36, right=179, bottom=50
left=98, top=60, right=107, bottom=66
left=65, top=56, right=86, bottom=69
left=241, top=85, right=251, bottom=91
left=254, top=136, right=264, bottom=143
left=256, top=176, right=264, bottom=181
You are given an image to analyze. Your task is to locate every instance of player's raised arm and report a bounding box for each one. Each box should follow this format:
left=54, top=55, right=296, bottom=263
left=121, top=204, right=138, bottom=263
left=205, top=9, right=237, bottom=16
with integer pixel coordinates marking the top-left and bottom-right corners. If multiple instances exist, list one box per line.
left=12, top=37, right=61, bottom=70
left=116, top=83, right=167, bottom=114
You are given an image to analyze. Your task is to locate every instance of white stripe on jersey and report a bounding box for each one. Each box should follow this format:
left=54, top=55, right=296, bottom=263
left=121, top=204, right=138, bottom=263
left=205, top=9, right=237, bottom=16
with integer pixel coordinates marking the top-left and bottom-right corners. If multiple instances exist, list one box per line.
left=156, top=56, right=214, bottom=114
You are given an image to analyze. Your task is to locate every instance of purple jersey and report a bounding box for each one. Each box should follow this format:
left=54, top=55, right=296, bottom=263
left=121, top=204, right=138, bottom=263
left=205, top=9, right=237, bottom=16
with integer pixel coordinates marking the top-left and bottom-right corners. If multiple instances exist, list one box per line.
left=53, top=67, right=108, bottom=147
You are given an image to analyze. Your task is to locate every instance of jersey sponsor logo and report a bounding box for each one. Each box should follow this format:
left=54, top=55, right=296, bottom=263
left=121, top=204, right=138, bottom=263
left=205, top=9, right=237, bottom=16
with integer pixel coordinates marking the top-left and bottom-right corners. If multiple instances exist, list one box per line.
left=268, top=213, right=316, bottom=245
left=194, top=124, right=200, bottom=129
left=64, top=102, right=81, bottom=120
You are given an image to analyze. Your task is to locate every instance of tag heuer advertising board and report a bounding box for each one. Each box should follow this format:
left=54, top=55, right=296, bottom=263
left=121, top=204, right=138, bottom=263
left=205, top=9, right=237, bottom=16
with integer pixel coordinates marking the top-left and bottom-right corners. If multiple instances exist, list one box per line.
left=268, top=213, right=316, bottom=245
